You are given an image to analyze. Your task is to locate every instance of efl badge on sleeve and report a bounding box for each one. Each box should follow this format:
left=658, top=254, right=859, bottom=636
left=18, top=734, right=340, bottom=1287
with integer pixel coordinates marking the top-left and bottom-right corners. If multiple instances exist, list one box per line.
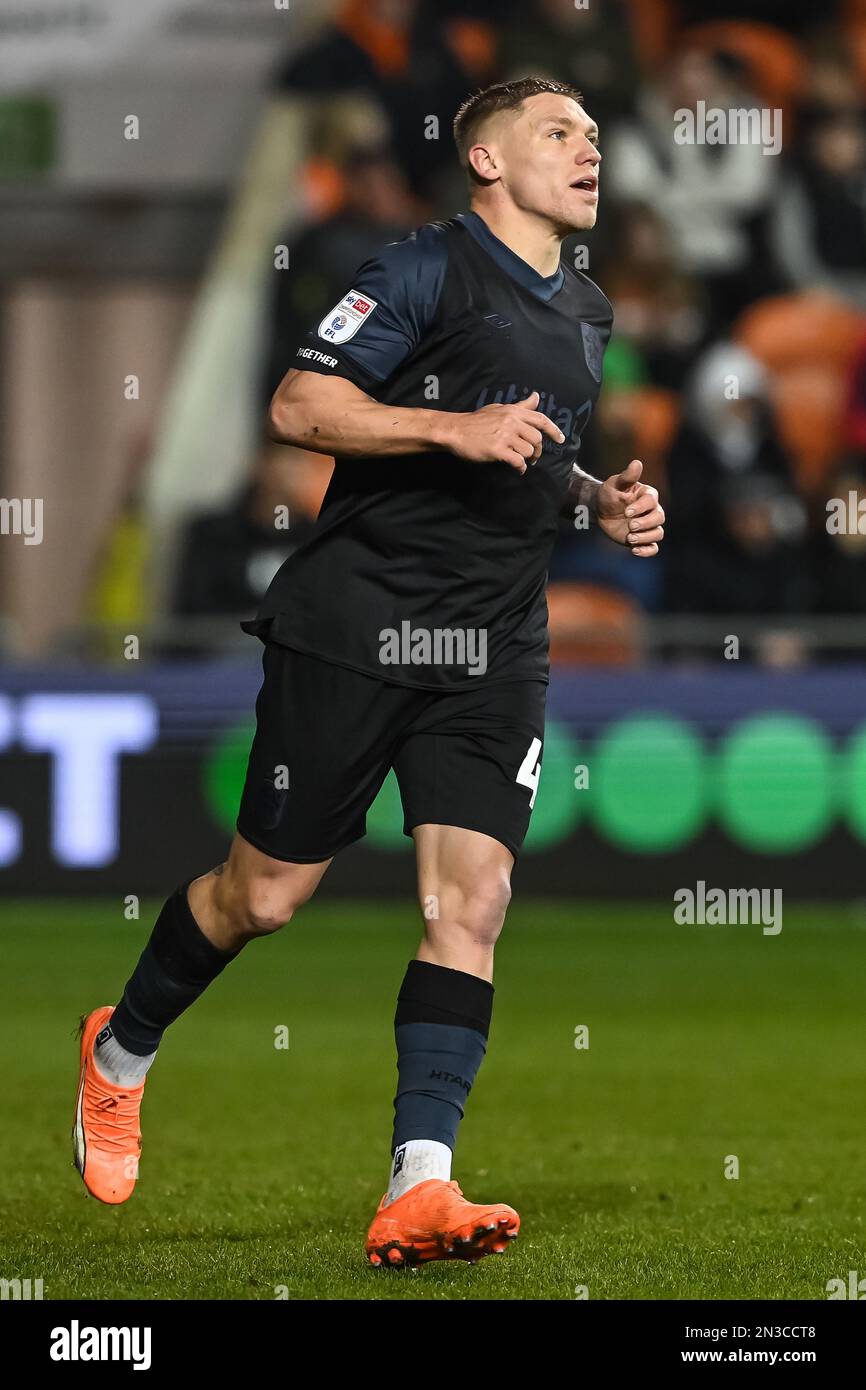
left=318, top=290, right=378, bottom=344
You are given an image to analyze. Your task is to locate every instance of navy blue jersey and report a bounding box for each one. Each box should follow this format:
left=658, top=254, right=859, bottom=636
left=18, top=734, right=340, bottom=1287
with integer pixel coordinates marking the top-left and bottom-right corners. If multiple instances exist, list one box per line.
left=244, top=211, right=613, bottom=688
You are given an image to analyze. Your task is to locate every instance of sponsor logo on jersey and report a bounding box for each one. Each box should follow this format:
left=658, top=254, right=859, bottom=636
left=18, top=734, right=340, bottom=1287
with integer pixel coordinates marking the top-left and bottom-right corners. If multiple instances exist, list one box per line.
left=318, top=290, right=378, bottom=344
left=474, top=381, right=594, bottom=452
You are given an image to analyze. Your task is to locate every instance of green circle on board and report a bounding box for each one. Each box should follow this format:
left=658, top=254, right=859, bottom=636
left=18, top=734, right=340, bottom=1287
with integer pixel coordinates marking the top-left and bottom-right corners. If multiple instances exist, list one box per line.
left=842, top=723, right=866, bottom=841
left=591, top=713, right=707, bottom=852
left=717, top=713, right=834, bottom=852
left=203, top=719, right=256, bottom=832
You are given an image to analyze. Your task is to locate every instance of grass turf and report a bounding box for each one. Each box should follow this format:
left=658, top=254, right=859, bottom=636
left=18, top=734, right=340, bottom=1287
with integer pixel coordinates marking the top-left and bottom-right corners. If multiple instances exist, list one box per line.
left=0, top=898, right=863, bottom=1300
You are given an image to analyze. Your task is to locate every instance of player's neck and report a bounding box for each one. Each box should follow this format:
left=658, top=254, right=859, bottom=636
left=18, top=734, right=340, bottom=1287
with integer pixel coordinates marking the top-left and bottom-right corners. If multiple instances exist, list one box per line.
left=468, top=203, right=563, bottom=279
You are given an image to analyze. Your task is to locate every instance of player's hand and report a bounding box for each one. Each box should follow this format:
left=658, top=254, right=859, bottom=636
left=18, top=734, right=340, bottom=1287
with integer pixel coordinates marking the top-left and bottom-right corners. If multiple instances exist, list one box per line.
left=443, top=390, right=565, bottom=473
left=597, top=459, right=665, bottom=557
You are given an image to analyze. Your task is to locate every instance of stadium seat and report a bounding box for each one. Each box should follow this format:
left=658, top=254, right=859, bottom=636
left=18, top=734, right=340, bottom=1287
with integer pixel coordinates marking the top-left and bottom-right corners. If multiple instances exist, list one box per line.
left=444, top=19, right=498, bottom=81
left=546, top=582, right=642, bottom=667
left=625, top=0, right=678, bottom=72
left=301, top=157, right=347, bottom=219
left=771, top=366, right=848, bottom=495
left=600, top=387, right=679, bottom=497
left=734, top=293, right=866, bottom=375
left=628, top=387, right=678, bottom=487
left=845, top=331, right=866, bottom=450
left=290, top=451, right=334, bottom=518
left=734, top=296, right=866, bottom=494
left=683, top=21, right=806, bottom=117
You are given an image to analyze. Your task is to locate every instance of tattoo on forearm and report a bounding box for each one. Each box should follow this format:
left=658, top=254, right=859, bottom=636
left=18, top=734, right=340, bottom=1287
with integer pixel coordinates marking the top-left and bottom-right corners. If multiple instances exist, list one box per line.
left=563, top=464, right=601, bottom=520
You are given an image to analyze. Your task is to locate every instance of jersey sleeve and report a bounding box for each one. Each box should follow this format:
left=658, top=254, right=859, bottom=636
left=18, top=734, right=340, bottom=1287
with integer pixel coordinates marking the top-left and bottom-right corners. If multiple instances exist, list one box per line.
left=290, top=223, right=448, bottom=393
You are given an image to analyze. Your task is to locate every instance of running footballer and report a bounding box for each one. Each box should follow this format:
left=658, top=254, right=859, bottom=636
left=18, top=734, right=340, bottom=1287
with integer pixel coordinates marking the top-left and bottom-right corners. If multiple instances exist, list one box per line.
left=73, top=78, right=665, bottom=1268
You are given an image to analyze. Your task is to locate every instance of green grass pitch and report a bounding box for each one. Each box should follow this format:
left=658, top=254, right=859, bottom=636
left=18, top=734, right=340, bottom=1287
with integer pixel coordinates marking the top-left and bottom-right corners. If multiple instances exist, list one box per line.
left=1, top=898, right=863, bottom=1300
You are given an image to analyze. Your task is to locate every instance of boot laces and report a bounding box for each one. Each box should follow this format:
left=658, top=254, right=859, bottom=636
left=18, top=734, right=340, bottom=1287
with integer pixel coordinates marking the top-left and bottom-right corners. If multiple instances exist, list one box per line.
left=91, top=1090, right=141, bottom=1155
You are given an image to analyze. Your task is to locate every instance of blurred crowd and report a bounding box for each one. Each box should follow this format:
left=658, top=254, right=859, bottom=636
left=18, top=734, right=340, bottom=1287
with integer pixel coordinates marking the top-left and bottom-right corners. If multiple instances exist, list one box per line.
left=159, top=0, right=866, bottom=658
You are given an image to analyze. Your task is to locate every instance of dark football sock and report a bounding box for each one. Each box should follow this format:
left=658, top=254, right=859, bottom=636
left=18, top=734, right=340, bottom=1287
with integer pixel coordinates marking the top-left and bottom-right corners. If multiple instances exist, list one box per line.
left=391, top=959, right=494, bottom=1154
left=110, top=881, right=239, bottom=1056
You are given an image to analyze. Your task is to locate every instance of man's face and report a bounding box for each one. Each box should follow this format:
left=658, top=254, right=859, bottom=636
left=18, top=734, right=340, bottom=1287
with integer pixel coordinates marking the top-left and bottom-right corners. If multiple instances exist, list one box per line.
left=472, top=93, right=601, bottom=233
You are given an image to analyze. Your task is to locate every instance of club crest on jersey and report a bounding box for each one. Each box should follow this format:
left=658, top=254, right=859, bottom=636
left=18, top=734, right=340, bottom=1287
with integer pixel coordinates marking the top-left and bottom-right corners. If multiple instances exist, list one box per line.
left=580, top=323, right=604, bottom=384
left=318, top=290, right=378, bottom=344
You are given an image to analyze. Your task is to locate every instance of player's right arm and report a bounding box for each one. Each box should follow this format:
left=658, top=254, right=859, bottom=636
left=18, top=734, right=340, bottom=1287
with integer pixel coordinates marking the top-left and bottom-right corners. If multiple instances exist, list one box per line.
left=268, top=374, right=564, bottom=475
left=266, top=227, right=563, bottom=474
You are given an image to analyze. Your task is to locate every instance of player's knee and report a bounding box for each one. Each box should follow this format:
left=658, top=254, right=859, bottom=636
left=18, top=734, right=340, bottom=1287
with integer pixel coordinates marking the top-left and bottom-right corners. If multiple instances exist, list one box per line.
left=428, top=871, right=512, bottom=948
left=235, top=878, right=307, bottom=938
left=470, top=874, right=512, bottom=944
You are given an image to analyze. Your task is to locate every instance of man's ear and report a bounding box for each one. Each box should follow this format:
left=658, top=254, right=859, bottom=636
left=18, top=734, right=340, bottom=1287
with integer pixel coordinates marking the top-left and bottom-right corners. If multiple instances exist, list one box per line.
left=467, top=142, right=499, bottom=184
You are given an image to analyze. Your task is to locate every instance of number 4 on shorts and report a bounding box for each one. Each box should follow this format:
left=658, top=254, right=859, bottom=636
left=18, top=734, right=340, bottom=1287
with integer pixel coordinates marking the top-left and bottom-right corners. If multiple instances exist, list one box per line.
left=516, top=737, right=543, bottom=808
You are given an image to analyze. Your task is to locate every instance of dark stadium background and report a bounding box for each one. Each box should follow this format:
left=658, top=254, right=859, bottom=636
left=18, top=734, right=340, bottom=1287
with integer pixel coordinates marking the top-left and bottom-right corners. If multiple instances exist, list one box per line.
left=1, top=0, right=865, bottom=1305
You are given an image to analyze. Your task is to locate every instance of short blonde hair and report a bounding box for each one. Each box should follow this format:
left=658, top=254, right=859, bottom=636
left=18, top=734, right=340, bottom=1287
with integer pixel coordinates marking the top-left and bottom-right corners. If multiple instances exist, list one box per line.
left=453, top=78, right=584, bottom=184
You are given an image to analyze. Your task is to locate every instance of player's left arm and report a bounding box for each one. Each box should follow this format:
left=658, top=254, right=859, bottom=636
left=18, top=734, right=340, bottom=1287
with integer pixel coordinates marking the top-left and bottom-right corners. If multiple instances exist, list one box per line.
left=564, top=458, right=665, bottom=558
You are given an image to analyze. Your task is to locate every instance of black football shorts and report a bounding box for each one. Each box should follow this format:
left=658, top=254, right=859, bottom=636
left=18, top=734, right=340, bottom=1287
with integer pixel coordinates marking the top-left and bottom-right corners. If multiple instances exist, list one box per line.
left=236, top=643, right=547, bottom=862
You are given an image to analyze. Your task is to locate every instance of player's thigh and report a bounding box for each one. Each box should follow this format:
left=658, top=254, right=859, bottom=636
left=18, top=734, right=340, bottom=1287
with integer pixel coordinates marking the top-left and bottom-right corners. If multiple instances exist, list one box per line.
left=393, top=678, right=547, bottom=865
left=236, top=642, right=404, bottom=862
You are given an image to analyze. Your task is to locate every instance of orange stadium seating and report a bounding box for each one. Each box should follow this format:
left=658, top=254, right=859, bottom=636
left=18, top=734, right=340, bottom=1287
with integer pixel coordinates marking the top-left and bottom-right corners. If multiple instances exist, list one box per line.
left=546, top=581, right=642, bottom=667
left=735, top=294, right=866, bottom=492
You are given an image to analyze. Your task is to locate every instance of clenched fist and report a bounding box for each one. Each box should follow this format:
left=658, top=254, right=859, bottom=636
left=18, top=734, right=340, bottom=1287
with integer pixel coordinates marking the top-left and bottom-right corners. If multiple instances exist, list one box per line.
left=598, top=459, right=665, bottom=557
left=440, top=390, right=565, bottom=473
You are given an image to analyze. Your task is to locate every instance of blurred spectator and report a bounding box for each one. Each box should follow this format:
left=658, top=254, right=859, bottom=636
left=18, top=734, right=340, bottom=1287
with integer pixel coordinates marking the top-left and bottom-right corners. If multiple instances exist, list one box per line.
left=274, top=0, right=497, bottom=205
left=805, top=35, right=865, bottom=114
left=261, top=139, right=417, bottom=406
left=812, top=454, right=866, bottom=617
left=597, top=200, right=710, bottom=390
left=172, top=443, right=331, bottom=621
left=677, top=0, right=842, bottom=33
left=499, top=0, right=642, bottom=131
left=771, top=104, right=866, bottom=307
left=607, top=47, right=784, bottom=332
left=663, top=343, right=809, bottom=615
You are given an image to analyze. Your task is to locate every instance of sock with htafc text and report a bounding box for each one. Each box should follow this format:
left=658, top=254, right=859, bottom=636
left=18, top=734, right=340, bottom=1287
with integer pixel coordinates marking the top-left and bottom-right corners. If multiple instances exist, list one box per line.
left=386, top=959, right=493, bottom=1205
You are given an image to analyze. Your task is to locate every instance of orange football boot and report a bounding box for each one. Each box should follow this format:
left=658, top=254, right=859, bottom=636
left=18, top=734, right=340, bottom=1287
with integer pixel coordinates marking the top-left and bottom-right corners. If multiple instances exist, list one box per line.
left=72, top=1006, right=144, bottom=1205
left=365, top=1178, right=520, bottom=1267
